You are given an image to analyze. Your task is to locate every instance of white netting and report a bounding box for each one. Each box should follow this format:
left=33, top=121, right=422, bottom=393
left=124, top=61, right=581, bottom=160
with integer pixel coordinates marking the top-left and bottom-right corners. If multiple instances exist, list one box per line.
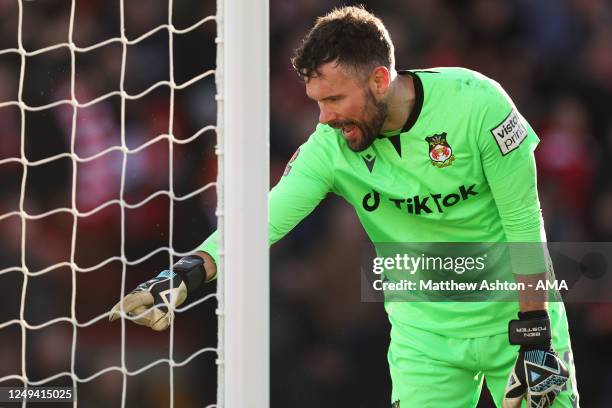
left=0, top=0, right=220, bottom=406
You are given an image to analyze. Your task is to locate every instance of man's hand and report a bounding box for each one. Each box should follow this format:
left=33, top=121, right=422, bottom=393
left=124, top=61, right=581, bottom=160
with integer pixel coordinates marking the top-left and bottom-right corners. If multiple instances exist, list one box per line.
left=109, top=255, right=205, bottom=331
left=503, top=310, right=569, bottom=408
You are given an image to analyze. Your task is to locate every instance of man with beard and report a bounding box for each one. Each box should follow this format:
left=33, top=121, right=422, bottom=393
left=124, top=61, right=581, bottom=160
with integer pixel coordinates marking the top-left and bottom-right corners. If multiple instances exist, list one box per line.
left=110, top=6, right=579, bottom=408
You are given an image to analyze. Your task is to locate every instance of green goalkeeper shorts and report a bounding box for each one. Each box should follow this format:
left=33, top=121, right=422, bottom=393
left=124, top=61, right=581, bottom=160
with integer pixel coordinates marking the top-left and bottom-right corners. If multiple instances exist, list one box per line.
left=387, top=307, right=579, bottom=407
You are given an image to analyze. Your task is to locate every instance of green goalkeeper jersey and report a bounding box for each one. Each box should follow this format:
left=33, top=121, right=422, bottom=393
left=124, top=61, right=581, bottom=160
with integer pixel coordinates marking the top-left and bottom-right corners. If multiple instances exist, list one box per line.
left=200, top=67, right=564, bottom=338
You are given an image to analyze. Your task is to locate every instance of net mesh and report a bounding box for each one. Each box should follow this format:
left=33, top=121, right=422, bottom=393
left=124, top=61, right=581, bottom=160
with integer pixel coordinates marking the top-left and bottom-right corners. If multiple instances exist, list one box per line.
left=0, top=0, right=220, bottom=406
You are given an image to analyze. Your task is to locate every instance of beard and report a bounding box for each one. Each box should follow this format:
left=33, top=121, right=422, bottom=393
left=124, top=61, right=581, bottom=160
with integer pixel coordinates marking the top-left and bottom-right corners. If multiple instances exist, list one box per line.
left=331, top=89, right=389, bottom=152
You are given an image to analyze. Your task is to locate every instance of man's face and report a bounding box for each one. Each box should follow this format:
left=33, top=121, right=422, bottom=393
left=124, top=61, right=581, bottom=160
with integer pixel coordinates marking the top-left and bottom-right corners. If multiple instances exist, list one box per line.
left=305, top=62, right=388, bottom=152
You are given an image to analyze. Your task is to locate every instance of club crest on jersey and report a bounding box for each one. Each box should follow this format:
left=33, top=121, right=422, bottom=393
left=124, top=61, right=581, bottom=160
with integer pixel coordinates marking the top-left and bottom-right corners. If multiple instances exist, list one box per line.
left=425, top=132, right=455, bottom=168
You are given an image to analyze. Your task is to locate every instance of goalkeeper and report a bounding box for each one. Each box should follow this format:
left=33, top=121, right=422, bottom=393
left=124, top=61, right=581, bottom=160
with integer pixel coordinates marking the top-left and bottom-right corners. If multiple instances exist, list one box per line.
left=110, top=6, right=579, bottom=407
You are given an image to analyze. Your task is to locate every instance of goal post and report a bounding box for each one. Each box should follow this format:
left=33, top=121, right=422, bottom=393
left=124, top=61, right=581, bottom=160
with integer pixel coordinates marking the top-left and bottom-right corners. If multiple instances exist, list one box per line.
left=0, top=0, right=269, bottom=406
left=217, top=0, right=269, bottom=407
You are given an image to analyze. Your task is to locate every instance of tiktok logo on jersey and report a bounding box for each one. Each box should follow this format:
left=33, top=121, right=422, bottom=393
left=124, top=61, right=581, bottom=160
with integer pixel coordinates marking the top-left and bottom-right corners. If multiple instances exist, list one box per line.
left=361, top=184, right=478, bottom=214
left=363, top=190, right=380, bottom=211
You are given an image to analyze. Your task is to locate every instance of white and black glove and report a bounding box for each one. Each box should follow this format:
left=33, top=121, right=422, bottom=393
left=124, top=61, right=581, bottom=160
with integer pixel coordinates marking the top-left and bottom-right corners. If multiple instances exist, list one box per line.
left=503, top=310, right=570, bottom=408
left=109, top=255, right=205, bottom=331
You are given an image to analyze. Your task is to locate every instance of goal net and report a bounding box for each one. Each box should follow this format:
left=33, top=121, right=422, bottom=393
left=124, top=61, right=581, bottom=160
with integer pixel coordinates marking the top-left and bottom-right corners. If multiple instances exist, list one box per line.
left=0, top=0, right=268, bottom=407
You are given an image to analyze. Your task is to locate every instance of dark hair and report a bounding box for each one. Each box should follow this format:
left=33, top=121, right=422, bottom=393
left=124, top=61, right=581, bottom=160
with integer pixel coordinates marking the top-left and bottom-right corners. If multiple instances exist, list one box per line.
left=291, top=6, right=395, bottom=80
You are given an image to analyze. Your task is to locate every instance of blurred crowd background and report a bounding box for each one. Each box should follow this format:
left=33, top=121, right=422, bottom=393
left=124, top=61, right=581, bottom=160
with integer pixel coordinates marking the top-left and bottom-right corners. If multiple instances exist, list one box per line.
left=0, top=0, right=611, bottom=407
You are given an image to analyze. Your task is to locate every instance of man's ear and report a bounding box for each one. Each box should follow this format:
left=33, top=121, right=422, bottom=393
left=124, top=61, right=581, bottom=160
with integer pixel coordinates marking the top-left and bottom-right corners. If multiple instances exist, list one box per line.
left=369, top=66, right=391, bottom=96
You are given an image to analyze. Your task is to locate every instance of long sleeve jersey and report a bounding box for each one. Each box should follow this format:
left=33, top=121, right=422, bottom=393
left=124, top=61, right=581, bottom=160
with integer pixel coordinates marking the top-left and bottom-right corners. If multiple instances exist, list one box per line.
left=199, top=67, right=564, bottom=337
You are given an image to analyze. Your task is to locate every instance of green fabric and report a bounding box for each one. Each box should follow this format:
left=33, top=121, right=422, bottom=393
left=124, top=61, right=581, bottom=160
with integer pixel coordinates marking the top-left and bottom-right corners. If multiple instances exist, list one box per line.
left=198, top=67, right=562, bottom=336
left=388, top=303, right=579, bottom=407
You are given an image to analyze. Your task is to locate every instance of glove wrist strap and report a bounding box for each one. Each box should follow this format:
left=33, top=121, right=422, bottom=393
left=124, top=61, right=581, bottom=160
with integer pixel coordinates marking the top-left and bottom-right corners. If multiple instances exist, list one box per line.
left=171, top=255, right=205, bottom=293
left=508, top=310, right=551, bottom=348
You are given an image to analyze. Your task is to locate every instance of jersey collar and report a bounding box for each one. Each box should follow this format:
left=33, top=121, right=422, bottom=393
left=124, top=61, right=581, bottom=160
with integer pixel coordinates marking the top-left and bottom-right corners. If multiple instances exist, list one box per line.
left=398, top=70, right=424, bottom=133
left=377, top=70, right=424, bottom=139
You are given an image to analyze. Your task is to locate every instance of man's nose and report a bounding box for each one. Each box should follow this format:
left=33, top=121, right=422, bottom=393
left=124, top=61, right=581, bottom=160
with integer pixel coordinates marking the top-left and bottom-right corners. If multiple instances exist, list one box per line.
left=318, top=108, right=337, bottom=125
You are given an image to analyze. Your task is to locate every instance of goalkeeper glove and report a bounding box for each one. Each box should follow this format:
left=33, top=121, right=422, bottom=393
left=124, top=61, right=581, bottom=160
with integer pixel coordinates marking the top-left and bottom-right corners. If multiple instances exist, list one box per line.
left=109, top=255, right=205, bottom=331
left=503, top=310, right=569, bottom=408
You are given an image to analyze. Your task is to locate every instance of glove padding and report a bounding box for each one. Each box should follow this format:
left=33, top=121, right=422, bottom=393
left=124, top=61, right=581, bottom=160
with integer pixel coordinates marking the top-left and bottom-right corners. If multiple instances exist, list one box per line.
left=109, top=270, right=187, bottom=331
left=503, top=348, right=569, bottom=408
left=503, top=310, right=569, bottom=408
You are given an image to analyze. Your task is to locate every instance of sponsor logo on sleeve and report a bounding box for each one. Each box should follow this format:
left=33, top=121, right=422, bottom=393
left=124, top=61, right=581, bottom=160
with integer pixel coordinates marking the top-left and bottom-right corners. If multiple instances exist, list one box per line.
left=283, top=148, right=300, bottom=176
left=490, top=109, right=528, bottom=155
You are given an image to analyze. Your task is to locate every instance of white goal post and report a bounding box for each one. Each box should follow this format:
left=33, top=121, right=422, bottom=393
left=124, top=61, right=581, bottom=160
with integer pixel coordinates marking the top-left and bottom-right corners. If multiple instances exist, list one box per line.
left=0, top=0, right=269, bottom=406
left=217, top=0, right=269, bottom=407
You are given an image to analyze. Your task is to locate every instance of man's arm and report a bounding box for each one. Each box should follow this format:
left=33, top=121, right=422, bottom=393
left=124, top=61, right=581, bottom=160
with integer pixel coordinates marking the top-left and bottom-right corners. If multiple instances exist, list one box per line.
left=475, top=77, right=550, bottom=303
left=195, top=251, right=217, bottom=282
left=197, top=125, right=337, bottom=279
left=111, top=125, right=337, bottom=327
left=483, top=152, right=549, bottom=312
left=475, top=76, right=569, bottom=407
left=514, top=273, right=546, bottom=312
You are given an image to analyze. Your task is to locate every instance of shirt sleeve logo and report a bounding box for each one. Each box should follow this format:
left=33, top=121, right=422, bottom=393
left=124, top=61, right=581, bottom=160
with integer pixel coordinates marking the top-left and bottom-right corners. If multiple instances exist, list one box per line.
left=490, top=108, right=528, bottom=155
left=283, top=148, right=300, bottom=176
left=425, top=132, right=455, bottom=168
